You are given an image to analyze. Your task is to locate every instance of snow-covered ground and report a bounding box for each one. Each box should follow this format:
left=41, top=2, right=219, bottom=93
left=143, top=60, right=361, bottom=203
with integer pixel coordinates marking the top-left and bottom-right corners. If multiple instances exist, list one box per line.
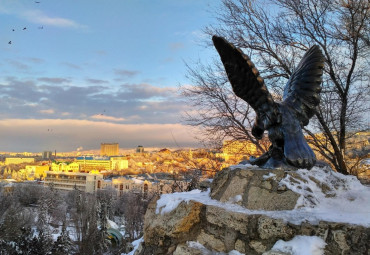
left=156, top=166, right=370, bottom=227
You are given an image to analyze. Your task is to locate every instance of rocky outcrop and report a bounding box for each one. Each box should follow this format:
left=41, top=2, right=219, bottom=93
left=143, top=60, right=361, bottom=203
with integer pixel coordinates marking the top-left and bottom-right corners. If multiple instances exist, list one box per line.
left=210, top=168, right=299, bottom=210
left=136, top=166, right=370, bottom=255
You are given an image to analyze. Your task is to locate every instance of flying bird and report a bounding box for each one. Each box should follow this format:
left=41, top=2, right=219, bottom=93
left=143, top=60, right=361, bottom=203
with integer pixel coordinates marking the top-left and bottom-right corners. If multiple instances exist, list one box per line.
left=35, top=1, right=41, bottom=3
left=8, top=41, right=11, bottom=44
left=23, top=27, right=27, bottom=30
left=12, top=29, right=15, bottom=31
left=212, top=36, right=325, bottom=169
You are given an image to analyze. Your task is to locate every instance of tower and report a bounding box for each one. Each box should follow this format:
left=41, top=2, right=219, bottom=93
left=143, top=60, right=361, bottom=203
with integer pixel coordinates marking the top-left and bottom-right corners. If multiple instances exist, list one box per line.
left=100, top=143, right=119, bottom=156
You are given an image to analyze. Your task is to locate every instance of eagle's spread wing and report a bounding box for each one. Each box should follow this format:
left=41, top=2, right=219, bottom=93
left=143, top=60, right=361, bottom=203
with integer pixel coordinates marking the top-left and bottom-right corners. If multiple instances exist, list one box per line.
left=283, top=45, right=325, bottom=126
left=212, top=36, right=278, bottom=138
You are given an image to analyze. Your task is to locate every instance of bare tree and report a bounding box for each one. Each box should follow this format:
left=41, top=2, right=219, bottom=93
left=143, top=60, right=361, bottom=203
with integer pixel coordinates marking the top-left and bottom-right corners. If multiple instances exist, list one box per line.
left=183, top=0, right=370, bottom=174
left=118, top=191, right=153, bottom=241
left=182, top=62, right=269, bottom=154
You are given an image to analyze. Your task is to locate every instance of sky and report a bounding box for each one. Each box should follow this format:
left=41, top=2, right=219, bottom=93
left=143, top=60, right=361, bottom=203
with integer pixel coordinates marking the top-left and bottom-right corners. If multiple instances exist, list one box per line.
left=0, top=0, right=220, bottom=152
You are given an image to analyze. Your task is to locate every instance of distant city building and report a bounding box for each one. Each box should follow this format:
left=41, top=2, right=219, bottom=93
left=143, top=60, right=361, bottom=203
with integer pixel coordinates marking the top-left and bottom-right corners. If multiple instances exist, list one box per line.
left=136, top=145, right=144, bottom=153
left=101, top=143, right=119, bottom=156
left=42, top=151, right=53, bottom=159
left=5, top=157, right=35, bottom=165
left=75, top=156, right=128, bottom=172
left=76, top=156, right=111, bottom=172
left=222, top=140, right=258, bottom=156
left=51, top=162, right=80, bottom=172
left=110, top=156, right=129, bottom=170
left=25, top=165, right=50, bottom=179
left=99, top=173, right=190, bottom=197
left=44, top=171, right=103, bottom=193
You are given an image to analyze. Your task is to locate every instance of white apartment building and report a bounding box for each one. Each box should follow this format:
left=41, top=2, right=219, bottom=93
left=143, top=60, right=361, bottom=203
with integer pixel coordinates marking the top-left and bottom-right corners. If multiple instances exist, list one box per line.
left=99, top=174, right=190, bottom=197
left=44, top=171, right=103, bottom=193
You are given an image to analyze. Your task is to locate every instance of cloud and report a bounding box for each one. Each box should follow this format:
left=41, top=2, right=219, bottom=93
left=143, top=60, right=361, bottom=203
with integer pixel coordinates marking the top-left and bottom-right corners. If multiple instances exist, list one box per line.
left=61, top=62, right=82, bottom=70
left=117, top=83, right=177, bottom=100
left=39, top=109, right=55, bottom=114
left=26, top=58, right=45, bottom=64
left=0, top=77, right=185, bottom=125
left=169, top=42, right=185, bottom=51
left=90, top=114, right=125, bottom=122
left=21, top=9, right=87, bottom=29
left=114, top=69, right=139, bottom=78
left=0, top=119, right=201, bottom=152
left=38, top=77, right=70, bottom=84
left=86, top=78, right=109, bottom=84
left=6, top=59, right=30, bottom=70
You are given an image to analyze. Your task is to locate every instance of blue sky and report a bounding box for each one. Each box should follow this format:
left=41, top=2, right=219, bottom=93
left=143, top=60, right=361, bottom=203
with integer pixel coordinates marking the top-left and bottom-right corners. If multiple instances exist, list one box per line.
left=0, top=0, right=219, bottom=152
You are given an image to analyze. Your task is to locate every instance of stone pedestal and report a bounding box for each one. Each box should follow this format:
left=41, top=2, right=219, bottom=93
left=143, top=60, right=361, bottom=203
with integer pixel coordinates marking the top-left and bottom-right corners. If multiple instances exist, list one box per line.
left=137, top=167, right=370, bottom=255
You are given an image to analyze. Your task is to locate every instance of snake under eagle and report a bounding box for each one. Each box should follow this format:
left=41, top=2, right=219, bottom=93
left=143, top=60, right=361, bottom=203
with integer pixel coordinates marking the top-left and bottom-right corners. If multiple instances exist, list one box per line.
left=212, top=36, right=325, bottom=170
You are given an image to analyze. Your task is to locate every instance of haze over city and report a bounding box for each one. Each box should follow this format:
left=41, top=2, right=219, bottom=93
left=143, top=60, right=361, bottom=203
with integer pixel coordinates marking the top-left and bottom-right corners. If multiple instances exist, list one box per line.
left=0, top=0, right=219, bottom=152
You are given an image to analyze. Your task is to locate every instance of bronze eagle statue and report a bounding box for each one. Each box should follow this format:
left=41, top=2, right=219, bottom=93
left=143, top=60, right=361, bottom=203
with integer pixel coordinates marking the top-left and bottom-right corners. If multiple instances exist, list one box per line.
left=212, top=36, right=325, bottom=170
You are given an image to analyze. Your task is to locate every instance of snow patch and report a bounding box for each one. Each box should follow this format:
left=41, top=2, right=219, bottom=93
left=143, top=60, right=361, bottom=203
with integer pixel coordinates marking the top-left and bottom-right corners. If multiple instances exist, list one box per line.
left=229, top=194, right=242, bottom=203
left=156, top=189, right=204, bottom=215
left=263, top=172, right=276, bottom=180
left=131, top=178, right=144, bottom=184
left=155, top=167, right=370, bottom=226
left=187, top=241, right=245, bottom=255
left=122, top=237, right=143, bottom=255
left=229, top=163, right=259, bottom=170
left=269, top=235, right=326, bottom=255
left=279, top=167, right=370, bottom=225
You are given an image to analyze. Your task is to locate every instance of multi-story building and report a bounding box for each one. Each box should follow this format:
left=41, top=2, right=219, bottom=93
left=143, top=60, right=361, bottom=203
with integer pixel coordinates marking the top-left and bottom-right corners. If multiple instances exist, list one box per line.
left=51, top=162, right=80, bottom=172
left=42, top=151, right=53, bottom=159
left=44, top=171, right=103, bottom=193
left=136, top=145, right=144, bottom=153
left=99, top=173, right=190, bottom=197
left=101, top=143, right=119, bottom=156
left=5, top=157, right=35, bottom=165
left=75, top=156, right=128, bottom=172
left=110, top=156, right=129, bottom=170
left=75, top=156, right=111, bottom=172
left=25, top=165, right=50, bottom=179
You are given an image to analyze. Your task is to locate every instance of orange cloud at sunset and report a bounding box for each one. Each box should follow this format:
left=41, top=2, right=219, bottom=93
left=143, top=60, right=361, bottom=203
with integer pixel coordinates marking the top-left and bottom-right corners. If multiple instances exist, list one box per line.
left=90, top=114, right=126, bottom=122
left=0, top=119, right=201, bottom=152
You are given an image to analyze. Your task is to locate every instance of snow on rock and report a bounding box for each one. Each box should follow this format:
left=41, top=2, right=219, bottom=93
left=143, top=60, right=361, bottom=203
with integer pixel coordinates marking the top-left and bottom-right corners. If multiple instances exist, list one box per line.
left=279, top=167, right=370, bottom=226
left=228, top=194, right=242, bottom=203
left=155, top=166, right=370, bottom=227
left=156, top=189, right=204, bottom=215
left=263, top=172, right=276, bottom=180
left=187, top=241, right=245, bottom=255
left=229, top=162, right=259, bottom=170
left=266, top=235, right=326, bottom=255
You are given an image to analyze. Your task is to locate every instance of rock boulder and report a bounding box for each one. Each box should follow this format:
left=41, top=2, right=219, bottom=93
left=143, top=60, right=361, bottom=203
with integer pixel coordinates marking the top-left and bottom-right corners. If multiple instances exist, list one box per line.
left=136, top=166, right=370, bottom=255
